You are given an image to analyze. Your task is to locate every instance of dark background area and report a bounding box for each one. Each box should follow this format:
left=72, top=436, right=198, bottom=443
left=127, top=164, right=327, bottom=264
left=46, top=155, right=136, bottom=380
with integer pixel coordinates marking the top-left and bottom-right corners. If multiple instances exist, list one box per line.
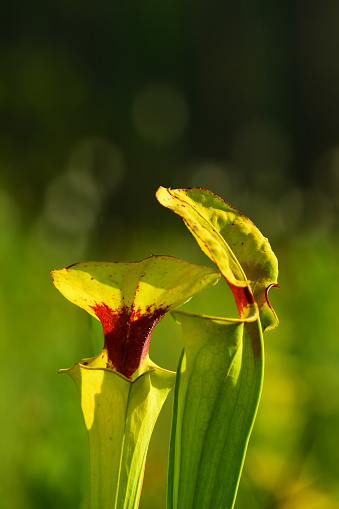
left=1, top=0, right=339, bottom=236
left=1, top=1, right=339, bottom=508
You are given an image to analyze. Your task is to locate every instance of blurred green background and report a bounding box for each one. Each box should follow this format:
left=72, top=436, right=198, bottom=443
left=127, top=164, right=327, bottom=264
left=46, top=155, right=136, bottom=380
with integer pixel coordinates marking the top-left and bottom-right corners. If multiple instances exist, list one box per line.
left=1, top=1, right=339, bottom=508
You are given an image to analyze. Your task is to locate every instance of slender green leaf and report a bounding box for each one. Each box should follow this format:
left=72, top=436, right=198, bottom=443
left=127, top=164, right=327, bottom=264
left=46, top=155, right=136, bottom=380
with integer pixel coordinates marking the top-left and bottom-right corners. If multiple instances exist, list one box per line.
left=167, top=312, right=263, bottom=509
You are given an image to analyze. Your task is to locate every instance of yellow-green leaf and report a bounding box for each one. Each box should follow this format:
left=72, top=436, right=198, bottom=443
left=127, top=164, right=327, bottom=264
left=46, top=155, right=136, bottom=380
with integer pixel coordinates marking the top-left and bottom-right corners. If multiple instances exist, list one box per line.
left=156, top=187, right=278, bottom=331
left=156, top=187, right=279, bottom=509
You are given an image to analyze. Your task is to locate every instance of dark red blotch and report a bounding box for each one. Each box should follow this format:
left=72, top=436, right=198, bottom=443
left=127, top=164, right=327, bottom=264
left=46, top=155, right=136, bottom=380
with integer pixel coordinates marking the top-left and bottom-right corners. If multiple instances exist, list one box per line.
left=90, top=302, right=167, bottom=379
left=228, top=282, right=255, bottom=317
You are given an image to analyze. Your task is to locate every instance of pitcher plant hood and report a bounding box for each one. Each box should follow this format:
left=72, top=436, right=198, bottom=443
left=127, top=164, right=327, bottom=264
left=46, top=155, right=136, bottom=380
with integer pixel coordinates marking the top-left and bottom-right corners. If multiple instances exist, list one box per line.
left=156, top=187, right=279, bottom=331
left=51, top=254, right=220, bottom=379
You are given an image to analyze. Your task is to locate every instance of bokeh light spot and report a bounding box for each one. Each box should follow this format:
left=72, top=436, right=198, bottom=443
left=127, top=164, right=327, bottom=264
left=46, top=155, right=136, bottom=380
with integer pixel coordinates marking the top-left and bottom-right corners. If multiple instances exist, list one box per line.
left=67, top=138, right=125, bottom=198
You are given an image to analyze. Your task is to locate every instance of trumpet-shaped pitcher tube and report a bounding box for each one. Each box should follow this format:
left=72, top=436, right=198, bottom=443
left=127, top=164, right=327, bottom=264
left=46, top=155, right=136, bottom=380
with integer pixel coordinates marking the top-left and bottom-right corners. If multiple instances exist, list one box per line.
left=52, top=254, right=220, bottom=509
